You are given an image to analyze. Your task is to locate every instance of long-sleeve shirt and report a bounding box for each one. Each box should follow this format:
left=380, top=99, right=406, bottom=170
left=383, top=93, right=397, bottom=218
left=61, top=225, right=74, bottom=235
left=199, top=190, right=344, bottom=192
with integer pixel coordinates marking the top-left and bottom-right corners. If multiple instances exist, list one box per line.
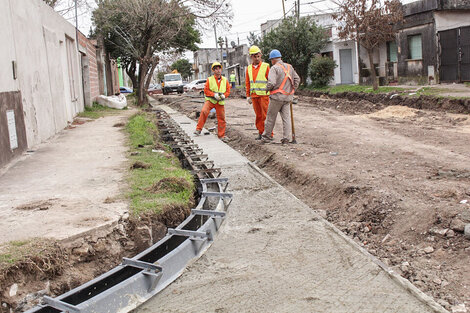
left=204, top=75, right=231, bottom=99
left=245, top=63, right=270, bottom=98
left=266, top=60, right=300, bottom=102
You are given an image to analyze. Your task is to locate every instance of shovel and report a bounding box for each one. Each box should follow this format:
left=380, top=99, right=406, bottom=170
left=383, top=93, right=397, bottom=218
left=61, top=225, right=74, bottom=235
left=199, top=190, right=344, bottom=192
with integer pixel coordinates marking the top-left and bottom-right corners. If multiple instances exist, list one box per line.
left=290, top=96, right=298, bottom=144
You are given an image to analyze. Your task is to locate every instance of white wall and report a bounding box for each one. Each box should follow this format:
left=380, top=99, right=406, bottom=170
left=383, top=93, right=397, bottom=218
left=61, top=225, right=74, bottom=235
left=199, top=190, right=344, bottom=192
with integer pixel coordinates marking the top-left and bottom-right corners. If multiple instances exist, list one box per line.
left=0, top=0, right=84, bottom=148
left=434, top=11, right=470, bottom=32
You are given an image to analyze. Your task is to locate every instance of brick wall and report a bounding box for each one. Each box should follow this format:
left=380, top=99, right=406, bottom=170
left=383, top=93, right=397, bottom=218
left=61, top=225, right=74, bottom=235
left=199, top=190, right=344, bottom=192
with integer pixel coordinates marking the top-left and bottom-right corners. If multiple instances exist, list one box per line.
left=78, top=32, right=100, bottom=104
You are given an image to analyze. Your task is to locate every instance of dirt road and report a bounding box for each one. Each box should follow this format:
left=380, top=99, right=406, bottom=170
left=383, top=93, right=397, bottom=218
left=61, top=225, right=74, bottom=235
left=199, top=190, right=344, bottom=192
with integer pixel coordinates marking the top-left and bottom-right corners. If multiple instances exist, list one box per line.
left=158, top=94, right=470, bottom=311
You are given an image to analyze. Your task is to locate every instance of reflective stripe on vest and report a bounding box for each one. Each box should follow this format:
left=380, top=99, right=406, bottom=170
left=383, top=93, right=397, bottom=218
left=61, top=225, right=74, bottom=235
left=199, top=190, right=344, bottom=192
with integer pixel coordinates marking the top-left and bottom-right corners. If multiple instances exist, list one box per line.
left=271, top=63, right=295, bottom=96
left=205, top=75, right=227, bottom=105
left=248, top=62, right=270, bottom=96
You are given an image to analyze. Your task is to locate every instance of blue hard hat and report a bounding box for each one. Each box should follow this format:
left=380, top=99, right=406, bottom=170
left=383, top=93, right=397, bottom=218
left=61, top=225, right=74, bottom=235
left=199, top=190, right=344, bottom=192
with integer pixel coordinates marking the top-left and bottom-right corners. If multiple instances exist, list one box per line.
left=269, top=49, right=282, bottom=59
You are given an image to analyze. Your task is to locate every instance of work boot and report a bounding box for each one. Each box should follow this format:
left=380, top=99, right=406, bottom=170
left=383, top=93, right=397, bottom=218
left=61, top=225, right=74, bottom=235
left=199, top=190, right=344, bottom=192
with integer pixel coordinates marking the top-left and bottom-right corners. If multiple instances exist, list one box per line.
left=281, top=138, right=289, bottom=145
left=255, top=134, right=262, bottom=140
left=261, top=135, right=273, bottom=143
left=193, top=130, right=201, bottom=136
left=220, top=136, right=229, bottom=143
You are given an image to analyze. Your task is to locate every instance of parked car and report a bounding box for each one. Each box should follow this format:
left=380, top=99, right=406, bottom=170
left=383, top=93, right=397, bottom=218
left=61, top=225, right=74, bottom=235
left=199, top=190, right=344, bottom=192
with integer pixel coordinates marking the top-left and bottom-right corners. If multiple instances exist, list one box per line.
left=184, top=79, right=206, bottom=93
left=148, top=83, right=162, bottom=95
left=120, top=86, right=133, bottom=94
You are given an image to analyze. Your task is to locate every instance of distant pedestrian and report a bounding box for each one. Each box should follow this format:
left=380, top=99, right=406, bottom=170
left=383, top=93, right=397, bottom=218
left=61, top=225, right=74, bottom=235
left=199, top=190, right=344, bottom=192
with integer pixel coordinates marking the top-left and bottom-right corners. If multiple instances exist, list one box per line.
left=194, top=62, right=231, bottom=142
left=261, top=49, right=300, bottom=144
left=230, top=71, right=236, bottom=88
left=246, top=45, right=271, bottom=140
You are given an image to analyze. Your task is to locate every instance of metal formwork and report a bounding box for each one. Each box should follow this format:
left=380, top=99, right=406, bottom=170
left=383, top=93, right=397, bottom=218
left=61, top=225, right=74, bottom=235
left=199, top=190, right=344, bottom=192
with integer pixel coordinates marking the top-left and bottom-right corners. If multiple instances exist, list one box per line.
left=25, top=110, right=231, bottom=313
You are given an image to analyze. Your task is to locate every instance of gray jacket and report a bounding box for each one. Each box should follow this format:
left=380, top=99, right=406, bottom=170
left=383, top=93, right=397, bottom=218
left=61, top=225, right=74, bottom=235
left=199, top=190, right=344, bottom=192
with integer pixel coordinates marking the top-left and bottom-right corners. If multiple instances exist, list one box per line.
left=266, top=60, right=300, bottom=102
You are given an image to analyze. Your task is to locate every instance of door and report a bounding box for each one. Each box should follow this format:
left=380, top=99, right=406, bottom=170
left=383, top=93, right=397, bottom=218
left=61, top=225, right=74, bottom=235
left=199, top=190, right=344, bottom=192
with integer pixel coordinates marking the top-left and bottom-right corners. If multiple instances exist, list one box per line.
left=439, top=26, right=470, bottom=82
left=439, top=28, right=458, bottom=82
left=339, top=49, right=353, bottom=84
left=461, top=26, right=470, bottom=82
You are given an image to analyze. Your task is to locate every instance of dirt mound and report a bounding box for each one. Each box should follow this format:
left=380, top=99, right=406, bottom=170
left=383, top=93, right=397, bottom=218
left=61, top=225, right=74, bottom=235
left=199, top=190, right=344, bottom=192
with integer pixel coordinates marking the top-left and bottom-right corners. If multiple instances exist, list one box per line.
left=298, top=89, right=470, bottom=114
left=147, top=177, right=192, bottom=194
left=368, top=105, right=418, bottom=119
left=130, top=161, right=151, bottom=169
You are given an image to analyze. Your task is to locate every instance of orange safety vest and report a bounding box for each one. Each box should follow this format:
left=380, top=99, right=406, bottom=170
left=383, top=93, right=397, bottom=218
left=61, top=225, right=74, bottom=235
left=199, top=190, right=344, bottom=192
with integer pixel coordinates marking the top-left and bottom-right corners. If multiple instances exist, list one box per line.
left=271, top=63, right=295, bottom=95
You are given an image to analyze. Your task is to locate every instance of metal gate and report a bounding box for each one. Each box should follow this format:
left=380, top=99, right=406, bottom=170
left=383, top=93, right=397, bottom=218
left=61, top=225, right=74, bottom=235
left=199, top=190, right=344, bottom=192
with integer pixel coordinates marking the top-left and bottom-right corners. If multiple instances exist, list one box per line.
left=439, top=26, right=470, bottom=82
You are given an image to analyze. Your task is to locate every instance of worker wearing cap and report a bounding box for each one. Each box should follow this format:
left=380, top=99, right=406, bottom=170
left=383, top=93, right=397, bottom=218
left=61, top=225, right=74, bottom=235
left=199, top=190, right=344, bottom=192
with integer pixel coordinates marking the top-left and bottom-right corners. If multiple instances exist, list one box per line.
left=246, top=45, right=270, bottom=140
left=230, top=71, right=236, bottom=88
left=194, top=62, right=231, bottom=142
left=261, top=49, right=300, bottom=144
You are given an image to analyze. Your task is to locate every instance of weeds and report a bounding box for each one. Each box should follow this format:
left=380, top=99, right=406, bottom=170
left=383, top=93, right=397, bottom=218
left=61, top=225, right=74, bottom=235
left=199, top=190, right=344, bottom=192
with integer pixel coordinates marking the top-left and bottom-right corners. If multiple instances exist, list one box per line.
left=77, top=102, right=116, bottom=119
left=126, top=114, right=194, bottom=216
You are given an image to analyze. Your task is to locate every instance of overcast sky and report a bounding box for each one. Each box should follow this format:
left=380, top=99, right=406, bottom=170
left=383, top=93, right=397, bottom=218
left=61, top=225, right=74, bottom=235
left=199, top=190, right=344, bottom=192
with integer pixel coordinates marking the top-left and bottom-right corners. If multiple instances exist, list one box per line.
left=71, top=0, right=419, bottom=58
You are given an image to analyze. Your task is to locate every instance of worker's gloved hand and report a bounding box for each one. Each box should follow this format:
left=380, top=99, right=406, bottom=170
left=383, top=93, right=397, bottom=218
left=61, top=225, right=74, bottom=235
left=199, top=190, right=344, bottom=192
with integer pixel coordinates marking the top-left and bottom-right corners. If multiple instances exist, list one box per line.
left=292, top=96, right=299, bottom=104
left=247, top=97, right=253, bottom=104
left=214, top=93, right=221, bottom=101
left=220, top=94, right=225, bottom=100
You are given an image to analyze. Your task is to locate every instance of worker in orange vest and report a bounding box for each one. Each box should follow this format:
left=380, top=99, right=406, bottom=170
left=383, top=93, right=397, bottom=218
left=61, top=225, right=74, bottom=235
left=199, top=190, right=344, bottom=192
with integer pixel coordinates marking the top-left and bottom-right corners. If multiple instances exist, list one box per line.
left=246, top=45, right=270, bottom=140
left=194, top=62, right=231, bottom=142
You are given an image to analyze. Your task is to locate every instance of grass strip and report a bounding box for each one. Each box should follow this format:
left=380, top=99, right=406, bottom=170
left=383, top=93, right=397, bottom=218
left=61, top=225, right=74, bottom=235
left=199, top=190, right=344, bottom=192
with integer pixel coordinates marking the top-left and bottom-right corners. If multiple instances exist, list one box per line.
left=126, top=113, right=195, bottom=216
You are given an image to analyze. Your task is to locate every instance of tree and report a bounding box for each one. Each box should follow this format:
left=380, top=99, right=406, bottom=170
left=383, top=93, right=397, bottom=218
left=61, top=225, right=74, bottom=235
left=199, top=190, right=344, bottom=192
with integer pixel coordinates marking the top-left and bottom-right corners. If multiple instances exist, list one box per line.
left=247, top=31, right=260, bottom=46
left=309, top=56, right=337, bottom=88
left=333, top=0, right=403, bottom=90
left=258, top=17, right=328, bottom=84
left=171, top=59, right=193, bottom=79
left=93, top=0, right=232, bottom=105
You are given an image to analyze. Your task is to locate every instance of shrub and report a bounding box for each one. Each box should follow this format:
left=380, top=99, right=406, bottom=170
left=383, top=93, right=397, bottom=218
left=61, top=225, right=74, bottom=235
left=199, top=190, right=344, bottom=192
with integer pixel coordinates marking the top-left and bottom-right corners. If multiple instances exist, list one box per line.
left=309, top=56, right=337, bottom=88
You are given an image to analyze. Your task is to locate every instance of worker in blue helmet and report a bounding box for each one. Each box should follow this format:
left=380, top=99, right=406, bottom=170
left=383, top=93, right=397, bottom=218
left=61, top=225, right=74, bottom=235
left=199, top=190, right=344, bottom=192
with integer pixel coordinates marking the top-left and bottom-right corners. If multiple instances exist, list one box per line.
left=261, top=49, right=300, bottom=144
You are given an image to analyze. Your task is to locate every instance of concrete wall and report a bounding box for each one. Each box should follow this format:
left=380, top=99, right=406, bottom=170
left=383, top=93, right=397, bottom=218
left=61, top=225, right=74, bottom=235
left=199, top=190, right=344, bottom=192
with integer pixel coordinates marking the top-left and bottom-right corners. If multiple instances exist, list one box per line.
left=0, top=0, right=84, bottom=149
left=434, top=11, right=470, bottom=32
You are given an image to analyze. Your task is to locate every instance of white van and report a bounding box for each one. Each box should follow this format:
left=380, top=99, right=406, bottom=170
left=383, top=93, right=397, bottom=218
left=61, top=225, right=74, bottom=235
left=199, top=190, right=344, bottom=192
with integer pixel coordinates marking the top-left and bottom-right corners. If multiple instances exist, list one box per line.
left=163, top=73, right=184, bottom=95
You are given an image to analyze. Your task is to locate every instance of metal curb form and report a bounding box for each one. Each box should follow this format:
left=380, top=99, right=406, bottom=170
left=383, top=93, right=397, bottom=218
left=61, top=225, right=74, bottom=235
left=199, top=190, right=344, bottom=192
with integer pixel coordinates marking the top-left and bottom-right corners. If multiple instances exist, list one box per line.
left=25, top=109, right=232, bottom=313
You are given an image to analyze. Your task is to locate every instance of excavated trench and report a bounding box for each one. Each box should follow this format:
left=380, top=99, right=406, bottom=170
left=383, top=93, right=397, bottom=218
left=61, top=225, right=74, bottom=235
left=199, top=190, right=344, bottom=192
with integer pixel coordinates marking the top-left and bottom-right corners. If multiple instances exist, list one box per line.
left=1, top=111, right=229, bottom=313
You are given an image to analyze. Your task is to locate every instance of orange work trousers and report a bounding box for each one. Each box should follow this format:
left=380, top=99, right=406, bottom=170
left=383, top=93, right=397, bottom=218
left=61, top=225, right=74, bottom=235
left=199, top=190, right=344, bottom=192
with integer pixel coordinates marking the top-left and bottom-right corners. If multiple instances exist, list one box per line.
left=252, top=96, right=270, bottom=135
left=196, top=100, right=226, bottom=138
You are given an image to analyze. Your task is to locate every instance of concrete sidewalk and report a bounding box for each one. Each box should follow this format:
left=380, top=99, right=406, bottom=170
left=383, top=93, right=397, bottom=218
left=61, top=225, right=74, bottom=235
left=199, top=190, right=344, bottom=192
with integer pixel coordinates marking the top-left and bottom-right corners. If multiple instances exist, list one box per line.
left=0, top=112, right=132, bottom=244
left=136, top=104, right=447, bottom=313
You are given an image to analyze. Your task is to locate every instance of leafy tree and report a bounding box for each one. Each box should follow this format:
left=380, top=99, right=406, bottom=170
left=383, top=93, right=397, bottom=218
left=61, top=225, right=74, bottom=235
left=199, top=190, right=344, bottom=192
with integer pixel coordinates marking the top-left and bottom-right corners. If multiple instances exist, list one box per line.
left=247, top=31, right=260, bottom=46
left=333, top=0, right=403, bottom=90
left=93, top=0, right=232, bottom=105
left=171, top=59, right=193, bottom=79
left=259, top=17, right=328, bottom=84
left=309, top=56, right=337, bottom=88
left=157, top=72, right=166, bottom=83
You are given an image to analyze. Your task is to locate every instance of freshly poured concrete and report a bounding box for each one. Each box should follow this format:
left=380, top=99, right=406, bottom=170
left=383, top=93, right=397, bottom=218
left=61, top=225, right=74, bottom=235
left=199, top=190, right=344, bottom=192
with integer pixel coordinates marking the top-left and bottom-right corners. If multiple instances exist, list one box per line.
left=136, top=104, right=446, bottom=313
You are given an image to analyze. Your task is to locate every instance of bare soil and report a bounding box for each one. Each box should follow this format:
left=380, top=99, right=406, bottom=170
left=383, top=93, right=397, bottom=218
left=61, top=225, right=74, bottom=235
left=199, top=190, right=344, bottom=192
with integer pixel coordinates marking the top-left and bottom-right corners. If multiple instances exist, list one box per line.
left=157, top=94, right=470, bottom=311
left=0, top=204, right=192, bottom=312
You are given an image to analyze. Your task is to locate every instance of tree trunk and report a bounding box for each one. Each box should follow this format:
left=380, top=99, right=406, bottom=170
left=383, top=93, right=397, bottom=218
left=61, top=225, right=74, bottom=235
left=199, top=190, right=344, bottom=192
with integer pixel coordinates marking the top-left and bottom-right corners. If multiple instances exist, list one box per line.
left=367, top=48, right=378, bottom=90
left=126, top=61, right=137, bottom=91
left=145, top=59, right=159, bottom=92
left=137, top=62, right=149, bottom=106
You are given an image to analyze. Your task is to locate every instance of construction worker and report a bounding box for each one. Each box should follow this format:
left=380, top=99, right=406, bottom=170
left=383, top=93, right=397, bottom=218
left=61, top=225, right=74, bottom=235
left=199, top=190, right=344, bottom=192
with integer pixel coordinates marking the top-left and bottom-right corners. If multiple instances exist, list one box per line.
left=194, top=62, right=231, bottom=142
left=246, top=45, right=270, bottom=140
left=230, top=71, right=236, bottom=88
left=261, top=49, right=300, bottom=144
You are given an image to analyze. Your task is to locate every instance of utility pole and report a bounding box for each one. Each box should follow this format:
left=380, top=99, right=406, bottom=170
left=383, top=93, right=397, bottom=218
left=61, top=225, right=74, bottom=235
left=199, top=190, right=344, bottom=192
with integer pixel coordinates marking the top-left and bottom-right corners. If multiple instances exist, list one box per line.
left=282, top=0, right=286, bottom=19
left=225, top=36, right=229, bottom=76
left=214, top=25, right=219, bottom=61
left=297, top=0, right=300, bottom=21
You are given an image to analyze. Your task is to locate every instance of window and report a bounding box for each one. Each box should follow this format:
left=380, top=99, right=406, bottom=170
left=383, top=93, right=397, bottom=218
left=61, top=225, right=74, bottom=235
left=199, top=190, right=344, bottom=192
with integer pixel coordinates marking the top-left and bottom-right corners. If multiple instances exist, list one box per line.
left=408, top=35, right=422, bottom=60
left=387, top=41, right=398, bottom=62
left=321, top=51, right=333, bottom=59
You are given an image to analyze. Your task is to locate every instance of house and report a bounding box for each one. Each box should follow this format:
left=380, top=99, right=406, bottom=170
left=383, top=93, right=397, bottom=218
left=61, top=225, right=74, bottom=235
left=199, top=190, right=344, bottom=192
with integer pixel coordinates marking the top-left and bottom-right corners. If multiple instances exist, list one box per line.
left=260, top=14, right=360, bottom=85
left=193, top=45, right=250, bottom=84
left=367, top=0, right=470, bottom=84
left=0, top=0, right=120, bottom=168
